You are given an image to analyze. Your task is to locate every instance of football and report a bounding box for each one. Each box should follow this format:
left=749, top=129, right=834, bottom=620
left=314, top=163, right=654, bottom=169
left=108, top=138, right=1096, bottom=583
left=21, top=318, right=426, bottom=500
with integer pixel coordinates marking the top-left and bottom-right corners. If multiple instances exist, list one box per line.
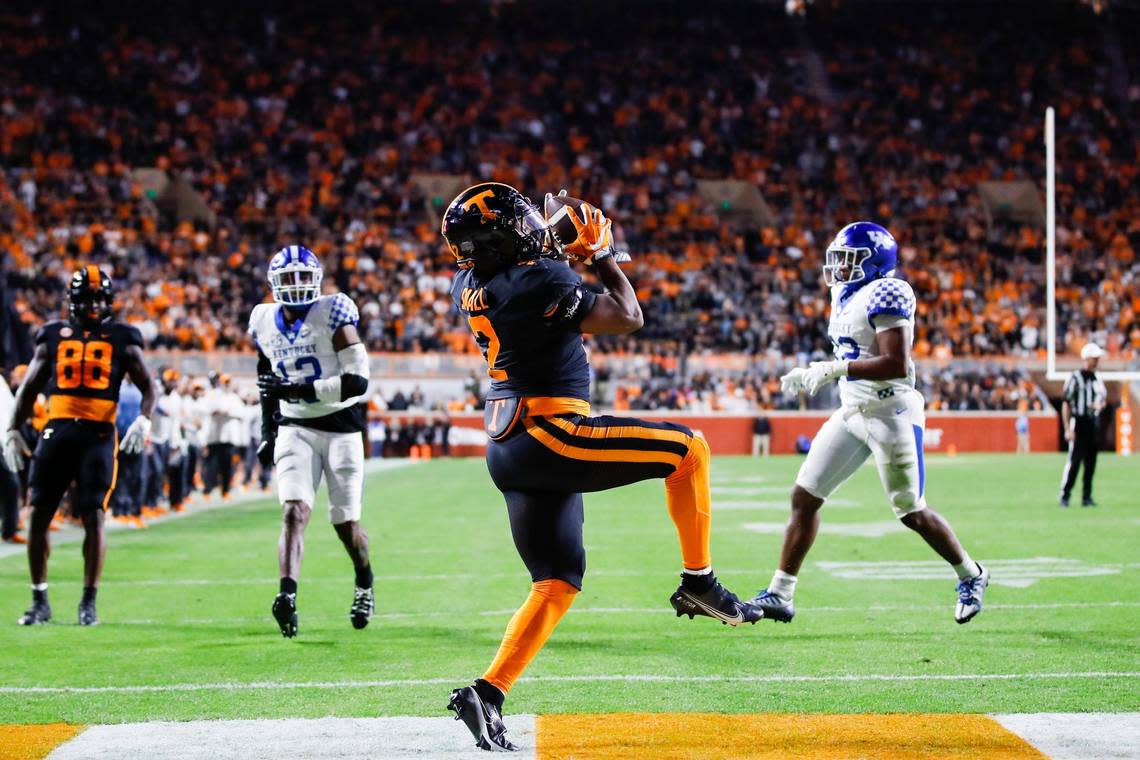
left=543, top=190, right=590, bottom=253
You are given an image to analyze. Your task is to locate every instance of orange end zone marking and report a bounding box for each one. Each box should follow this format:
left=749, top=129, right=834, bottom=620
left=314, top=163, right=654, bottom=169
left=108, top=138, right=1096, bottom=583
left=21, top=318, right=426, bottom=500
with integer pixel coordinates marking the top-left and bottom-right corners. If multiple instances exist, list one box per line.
left=0, top=724, right=84, bottom=760
left=537, top=713, right=1046, bottom=760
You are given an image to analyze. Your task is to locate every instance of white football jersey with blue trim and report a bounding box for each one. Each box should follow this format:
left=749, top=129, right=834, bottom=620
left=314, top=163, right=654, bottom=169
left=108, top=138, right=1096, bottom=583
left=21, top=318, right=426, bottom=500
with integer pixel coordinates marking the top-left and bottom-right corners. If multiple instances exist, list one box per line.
left=828, top=277, right=917, bottom=407
left=248, top=293, right=363, bottom=420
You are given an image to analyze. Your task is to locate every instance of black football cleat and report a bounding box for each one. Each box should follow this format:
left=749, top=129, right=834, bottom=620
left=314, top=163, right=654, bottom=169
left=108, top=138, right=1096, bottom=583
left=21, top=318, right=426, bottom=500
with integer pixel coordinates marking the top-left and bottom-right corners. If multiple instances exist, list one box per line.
left=18, top=600, right=51, bottom=626
left=272, top=592, right=298, bottom=638
left=669, top=574, right=763, bottom=626
left=78, top=599, right=99, bottom=626
left=1081, top=498, right=1097, bottom=508
left=448, top=685, right=519, bottom=752
left=349, top=586, right=373, bottom=630
left=750, top=589, right=796, bottom=623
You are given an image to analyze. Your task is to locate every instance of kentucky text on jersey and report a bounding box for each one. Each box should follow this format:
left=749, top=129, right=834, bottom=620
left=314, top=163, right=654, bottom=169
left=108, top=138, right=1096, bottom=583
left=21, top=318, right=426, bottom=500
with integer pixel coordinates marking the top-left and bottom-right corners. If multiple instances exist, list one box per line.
left=248, top=293, right=364, bottom=423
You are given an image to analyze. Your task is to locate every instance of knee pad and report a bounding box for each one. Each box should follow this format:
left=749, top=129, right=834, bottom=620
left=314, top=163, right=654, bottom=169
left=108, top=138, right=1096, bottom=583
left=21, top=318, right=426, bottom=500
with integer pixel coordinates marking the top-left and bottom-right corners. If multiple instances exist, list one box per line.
left=669, top=433, right=710, bottom=481
left=533, top=578, right=580, bottom=599
left=890, top=490, right=925, bottom=519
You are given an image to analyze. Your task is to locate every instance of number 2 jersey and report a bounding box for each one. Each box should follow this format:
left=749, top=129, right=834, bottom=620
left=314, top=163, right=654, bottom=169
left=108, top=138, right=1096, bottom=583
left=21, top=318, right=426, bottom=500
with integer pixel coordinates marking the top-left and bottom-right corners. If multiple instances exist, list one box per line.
left=248, top=293, right=366, bottom=432
left=450, top=258, right=597, bottom=401
left=35, top=320, right=143, bottom=424
left=827, top=277, right=918, bottom=407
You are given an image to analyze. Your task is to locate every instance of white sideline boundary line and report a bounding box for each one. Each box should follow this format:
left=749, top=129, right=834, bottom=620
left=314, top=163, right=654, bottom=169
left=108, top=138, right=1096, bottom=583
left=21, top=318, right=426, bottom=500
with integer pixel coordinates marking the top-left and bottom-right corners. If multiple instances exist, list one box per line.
left=996, top=712, right=1140, bottom=760
left=45, top=714, right=1137, bottom=760
left=47, top=716, right=540, bottom=760
left=4, top=671, right=1138, bottom=695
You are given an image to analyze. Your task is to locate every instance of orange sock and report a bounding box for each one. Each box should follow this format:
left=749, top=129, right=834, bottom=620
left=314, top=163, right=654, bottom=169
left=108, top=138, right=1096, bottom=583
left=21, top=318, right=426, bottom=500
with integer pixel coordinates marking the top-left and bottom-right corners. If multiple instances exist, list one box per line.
left=665, top=433, right=712, bottom=570
left=481, top=578, right=578, bottom=695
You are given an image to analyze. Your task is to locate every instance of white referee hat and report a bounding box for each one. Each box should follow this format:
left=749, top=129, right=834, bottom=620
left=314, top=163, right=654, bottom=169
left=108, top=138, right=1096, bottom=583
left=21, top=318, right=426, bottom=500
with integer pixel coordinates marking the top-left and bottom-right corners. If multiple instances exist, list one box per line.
left=1080, top=343, right=1105, bottom=359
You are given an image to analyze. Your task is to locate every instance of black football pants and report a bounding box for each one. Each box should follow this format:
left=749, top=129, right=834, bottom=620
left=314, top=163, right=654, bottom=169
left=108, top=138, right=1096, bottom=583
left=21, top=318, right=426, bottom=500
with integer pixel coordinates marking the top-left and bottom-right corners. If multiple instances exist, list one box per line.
left=1061, top=417, right=1099, bottom=501
left=487, top=413, right=695, bottom=589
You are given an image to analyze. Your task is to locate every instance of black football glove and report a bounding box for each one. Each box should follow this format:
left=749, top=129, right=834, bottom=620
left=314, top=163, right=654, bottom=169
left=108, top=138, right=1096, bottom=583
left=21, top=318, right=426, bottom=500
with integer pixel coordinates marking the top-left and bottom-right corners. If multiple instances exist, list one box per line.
left=257, top=374, right=315, bottom=403
left=256, top=436, right=275, bottom=469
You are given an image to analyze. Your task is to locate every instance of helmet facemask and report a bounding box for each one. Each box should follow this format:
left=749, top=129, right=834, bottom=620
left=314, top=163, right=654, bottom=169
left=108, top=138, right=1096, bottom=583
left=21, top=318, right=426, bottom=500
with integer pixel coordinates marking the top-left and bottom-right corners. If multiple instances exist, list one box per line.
left=823, top=245, right=872, bottom=287
left=68, top=292, right=113, bottom=329
left=269, top=264, right=322, bottom=306
left=510, top=194, right=552, bottom=259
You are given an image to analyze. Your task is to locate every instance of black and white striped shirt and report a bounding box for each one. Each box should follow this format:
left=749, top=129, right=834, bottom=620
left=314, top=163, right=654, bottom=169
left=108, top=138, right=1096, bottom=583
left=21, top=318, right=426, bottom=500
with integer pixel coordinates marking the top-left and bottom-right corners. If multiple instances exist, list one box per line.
left=1063, top=371, right=1107, bottom=418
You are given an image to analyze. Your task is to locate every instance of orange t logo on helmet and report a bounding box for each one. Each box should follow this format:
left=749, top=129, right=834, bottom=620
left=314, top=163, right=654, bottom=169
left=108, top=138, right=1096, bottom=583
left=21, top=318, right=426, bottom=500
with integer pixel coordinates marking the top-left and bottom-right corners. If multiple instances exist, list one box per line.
left=462, top=190, right=499, bottom=222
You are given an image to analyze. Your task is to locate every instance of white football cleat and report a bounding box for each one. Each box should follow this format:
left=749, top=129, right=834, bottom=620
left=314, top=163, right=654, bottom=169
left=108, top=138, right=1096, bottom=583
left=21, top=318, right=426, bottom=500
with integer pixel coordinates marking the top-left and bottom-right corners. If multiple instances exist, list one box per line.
left=955, top=563, right=990, bottom=624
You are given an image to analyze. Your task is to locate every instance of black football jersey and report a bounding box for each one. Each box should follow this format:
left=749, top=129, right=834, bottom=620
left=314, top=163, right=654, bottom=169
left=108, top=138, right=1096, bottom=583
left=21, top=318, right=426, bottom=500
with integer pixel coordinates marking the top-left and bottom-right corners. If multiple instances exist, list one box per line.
left=36, top=320, right=144, bottom=422
left=451, top=258, right=597, bottom=401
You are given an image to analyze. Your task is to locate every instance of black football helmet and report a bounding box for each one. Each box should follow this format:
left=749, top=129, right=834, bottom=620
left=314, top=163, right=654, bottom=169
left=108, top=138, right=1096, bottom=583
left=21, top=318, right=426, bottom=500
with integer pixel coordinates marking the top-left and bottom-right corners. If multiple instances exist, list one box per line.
left=441, top=182, right=550, bottom=271
left=68, top=265, right=114, bottom=330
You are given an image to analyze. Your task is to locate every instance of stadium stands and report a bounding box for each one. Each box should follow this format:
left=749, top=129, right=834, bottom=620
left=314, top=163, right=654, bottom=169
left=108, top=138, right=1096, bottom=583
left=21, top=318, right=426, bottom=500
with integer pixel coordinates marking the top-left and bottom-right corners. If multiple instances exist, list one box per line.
left=0, top=1, right=1136, bottom=370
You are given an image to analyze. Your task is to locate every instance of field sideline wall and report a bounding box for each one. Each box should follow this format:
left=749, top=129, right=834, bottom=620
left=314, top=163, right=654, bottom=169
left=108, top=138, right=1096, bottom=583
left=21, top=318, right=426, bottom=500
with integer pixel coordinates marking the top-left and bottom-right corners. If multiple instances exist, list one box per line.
left=378, top=411, right=1059, bottom=456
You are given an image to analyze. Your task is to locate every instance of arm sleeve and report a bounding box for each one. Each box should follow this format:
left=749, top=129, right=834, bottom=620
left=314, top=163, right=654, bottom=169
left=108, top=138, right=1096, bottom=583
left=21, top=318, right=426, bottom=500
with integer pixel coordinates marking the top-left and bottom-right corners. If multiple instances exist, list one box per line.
left=256, top=349, right=279, bottom=440
left=535, top=263, right=597, bottom=332
left=1062, top=375, right=1075, bottom=402
left=866, top=279, right=916, bottom=327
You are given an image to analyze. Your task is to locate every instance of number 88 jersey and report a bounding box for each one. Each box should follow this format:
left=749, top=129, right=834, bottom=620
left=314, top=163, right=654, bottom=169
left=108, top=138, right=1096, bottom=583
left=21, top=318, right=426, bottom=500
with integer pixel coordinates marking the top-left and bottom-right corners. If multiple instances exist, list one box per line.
left=248, top=293, right=362, bottom=421
left=36, top=320, right=144, bottom=423
left=827, top=277, right=918, bottom=407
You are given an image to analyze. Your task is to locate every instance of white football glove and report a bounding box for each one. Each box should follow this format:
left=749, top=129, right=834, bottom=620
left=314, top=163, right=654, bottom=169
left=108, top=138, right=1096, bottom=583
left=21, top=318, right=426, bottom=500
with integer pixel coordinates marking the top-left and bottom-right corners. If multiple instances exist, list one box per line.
left=3, top=428, right=30, bottom=474
left=119, top=415, right=151, bottom=455
left=780, top=367, right=808, bottom=395
left=803, top=360, right=850, bottom=396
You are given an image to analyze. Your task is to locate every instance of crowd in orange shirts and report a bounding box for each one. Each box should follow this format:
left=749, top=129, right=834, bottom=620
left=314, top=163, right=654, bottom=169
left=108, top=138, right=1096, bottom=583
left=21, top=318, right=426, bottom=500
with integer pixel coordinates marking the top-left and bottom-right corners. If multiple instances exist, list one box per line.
left=1, top=2, right=1136, bottom=366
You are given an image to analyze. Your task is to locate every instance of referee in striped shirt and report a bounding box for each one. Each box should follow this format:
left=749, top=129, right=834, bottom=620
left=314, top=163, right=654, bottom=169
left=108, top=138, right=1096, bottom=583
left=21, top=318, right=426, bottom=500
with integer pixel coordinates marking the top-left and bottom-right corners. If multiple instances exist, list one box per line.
left=1059, top=343, right=1108, bottom=507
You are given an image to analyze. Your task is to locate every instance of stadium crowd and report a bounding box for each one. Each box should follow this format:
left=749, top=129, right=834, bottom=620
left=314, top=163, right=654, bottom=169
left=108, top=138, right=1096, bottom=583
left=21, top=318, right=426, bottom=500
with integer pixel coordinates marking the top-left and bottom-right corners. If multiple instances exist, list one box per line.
left=605, top=365, right=1049, bottom=413
left=1, top=2, right=1137, bottom=367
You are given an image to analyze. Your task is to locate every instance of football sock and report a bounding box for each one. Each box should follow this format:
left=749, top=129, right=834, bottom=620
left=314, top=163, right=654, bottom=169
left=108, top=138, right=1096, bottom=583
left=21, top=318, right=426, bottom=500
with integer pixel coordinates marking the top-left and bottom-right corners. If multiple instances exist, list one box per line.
left=474, top=678, right=505, bottom=710
left=665, top=434, right=712, bottom=571
left=681, top=570, right=715, bottom=594
left=280, top=577, right=298, bottom=595
left=355, top=564, right=373, bottom=589
left=481, top=579, right=577, bottom=695
left=32, top=584, right=48, bottom=604
left=769, top=570, right=797, bottom=601
left=81, top=586, right=97, bottom=605
left=952, top=557, right=981, bottom=580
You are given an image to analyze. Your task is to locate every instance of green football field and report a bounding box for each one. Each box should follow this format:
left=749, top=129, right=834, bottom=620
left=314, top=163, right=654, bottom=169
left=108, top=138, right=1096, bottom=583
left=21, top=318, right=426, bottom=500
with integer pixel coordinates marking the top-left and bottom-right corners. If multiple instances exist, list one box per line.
left=1, top=453, right=1137, bottom=726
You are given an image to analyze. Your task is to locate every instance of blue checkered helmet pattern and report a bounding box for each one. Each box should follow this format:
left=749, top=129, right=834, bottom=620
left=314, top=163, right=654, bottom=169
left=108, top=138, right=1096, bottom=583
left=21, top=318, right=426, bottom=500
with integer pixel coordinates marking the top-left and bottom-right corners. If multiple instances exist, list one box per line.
left=865, top=277, right=916, bottom=322
left=328, top=292, right=360, bottom=331
left=823, top=221, right=898, bottom=289
left=268, top=245, right=323, bottom=306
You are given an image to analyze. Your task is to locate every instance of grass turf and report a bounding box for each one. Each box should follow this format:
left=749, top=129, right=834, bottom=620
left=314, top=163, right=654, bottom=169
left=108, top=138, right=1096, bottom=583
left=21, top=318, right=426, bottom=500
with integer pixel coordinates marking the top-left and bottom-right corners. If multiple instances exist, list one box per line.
left=0, top=453, right=1137, bottom=724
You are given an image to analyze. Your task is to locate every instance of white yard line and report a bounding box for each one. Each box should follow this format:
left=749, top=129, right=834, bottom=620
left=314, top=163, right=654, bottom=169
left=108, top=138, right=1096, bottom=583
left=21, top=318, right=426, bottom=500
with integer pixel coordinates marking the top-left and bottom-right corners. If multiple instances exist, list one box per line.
left=59, top=599, right=1140, bottom=627
left=6, top=671, right=1139, bottom=695
left=48, top=716, right=538, bottom=760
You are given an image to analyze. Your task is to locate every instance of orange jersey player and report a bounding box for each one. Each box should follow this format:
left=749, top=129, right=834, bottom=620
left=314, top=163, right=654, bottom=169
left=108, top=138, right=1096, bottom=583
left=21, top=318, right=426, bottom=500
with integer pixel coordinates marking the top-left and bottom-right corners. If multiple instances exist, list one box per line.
left=440, top=183, right=762, bottom=753
left=3, top=266, right=155, bottom=626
